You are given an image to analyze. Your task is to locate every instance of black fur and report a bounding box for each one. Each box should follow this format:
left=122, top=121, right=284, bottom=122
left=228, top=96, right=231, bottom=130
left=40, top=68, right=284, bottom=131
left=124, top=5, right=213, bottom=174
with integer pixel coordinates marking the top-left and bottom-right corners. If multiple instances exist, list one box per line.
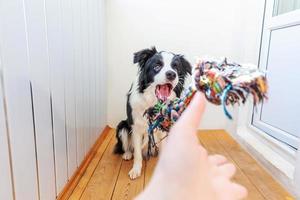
left=173, top=55, right=192, bottom=97
left=134, top=47, right=159, bottom=93
left=114, top=85, right=133, bottom=154
left=114, top=46, right=192, bottom=154
left=133, top=46, right=158, bottom=67
left=126, top=85, right=134, bottom=125
left=114, top=120, right=131, bottom=154
left=134, top=47, right=192, bottom=94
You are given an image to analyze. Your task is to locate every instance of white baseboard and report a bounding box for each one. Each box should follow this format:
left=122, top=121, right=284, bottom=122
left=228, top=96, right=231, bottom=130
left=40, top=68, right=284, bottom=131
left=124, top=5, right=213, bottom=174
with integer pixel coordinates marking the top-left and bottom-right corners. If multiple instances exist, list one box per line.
left=229, top=125, right=297, bottom=197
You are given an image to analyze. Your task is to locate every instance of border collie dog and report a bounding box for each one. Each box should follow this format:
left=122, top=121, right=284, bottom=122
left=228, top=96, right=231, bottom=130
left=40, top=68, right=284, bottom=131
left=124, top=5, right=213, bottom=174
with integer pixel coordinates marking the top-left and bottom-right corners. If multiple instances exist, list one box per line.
left=114, top=47, right=192, bottom=179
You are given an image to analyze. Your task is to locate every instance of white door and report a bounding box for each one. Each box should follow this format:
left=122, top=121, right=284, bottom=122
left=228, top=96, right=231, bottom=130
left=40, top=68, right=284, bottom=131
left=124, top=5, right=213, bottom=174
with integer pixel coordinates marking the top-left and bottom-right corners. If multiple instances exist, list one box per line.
left=252, top=0, right=300, bottom=149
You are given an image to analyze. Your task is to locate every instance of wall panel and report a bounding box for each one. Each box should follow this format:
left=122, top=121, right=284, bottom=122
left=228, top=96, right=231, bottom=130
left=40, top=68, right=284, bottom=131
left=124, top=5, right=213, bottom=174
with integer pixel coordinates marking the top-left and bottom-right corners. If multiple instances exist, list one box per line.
left=61, top=0, right=78, bottom=177
left=0, top=60, right=14, bottom=200
left=0, top=0, right=106, bottom=199
left=45, top=0, right=68, bottom=193
left=81, top=0, right=91, bottom=154
left=88, top=0, right=97, bottom=142
left=72, top=0, right=85, bottom=166
left=23, top=0, right=57, bottom=199
left=94, top=0, right=101, bottom=135
left=97, top=0, right=107, bottom=132
left=0, top=0, right=39, bottom=199
left=87, top=0, right=94, bottom=148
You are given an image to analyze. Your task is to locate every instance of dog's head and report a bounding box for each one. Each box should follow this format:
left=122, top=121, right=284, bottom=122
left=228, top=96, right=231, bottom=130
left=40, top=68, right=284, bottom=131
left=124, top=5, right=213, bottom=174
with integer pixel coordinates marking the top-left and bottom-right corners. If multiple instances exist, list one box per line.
left=134, top=47, right=192, bottom=101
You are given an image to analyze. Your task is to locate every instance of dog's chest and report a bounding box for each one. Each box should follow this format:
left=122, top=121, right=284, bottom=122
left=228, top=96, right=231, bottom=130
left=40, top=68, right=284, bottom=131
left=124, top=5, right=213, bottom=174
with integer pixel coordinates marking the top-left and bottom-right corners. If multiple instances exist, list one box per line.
left=130, top=85, right=176, bottom=125
left=131, top=87, right=156, bottom=117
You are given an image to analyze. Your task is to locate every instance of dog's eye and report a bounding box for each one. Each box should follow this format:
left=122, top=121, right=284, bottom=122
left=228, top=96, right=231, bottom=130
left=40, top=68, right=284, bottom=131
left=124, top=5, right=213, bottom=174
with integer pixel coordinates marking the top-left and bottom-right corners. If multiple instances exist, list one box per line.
left=172, top=62, right=178, bottom=68
left=154, top=65, right=162, bottom=72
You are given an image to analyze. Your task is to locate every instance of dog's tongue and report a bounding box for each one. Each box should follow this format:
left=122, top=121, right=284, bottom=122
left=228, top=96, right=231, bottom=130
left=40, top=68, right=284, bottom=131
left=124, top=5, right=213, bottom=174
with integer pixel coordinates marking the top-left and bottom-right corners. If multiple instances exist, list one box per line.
left=160, top=85, right=170, bottom=97
left=156, top=84, right=171, bottom=102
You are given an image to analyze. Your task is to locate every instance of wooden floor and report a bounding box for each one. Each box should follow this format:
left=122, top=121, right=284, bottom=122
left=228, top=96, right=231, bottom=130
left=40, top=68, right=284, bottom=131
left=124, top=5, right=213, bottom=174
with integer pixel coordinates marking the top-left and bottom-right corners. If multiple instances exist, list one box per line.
left=67, top=129, right=293, bottom=200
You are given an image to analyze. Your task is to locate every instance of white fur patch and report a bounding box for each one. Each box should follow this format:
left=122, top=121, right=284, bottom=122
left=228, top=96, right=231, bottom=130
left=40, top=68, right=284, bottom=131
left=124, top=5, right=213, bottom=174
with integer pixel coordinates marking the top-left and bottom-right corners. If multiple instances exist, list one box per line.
left=154, top=52, right=179, bottom=88
left=120, top=129, right=130, bottom=152
left=125, top=52, right=181, bottom=179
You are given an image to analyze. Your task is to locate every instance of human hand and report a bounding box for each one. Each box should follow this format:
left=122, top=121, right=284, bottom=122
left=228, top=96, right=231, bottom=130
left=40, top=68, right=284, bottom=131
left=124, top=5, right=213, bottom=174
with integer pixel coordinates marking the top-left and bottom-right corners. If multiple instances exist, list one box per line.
left=136, top=92, right=248, bottom=200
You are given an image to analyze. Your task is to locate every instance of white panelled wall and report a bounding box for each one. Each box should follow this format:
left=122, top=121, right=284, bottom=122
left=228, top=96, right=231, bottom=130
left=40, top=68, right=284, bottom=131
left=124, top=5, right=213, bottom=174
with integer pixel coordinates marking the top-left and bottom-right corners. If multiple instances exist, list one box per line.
left=0, top=0, right=106, bottom=199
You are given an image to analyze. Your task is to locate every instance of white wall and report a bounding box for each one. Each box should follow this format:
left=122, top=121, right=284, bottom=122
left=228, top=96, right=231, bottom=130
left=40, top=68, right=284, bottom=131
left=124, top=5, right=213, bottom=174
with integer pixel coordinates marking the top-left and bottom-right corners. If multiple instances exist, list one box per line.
left=106, top=0, right=264, bottom=129
left=0, top=0, right=106, bottom=199
left=225, top=0, right=266, bottom=134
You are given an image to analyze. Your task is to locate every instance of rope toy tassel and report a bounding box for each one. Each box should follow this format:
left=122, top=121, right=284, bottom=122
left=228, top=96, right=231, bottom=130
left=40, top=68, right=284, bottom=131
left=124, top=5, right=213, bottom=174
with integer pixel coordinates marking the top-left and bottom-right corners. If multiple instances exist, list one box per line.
left=144, top=57, right=268, bottom=156
left=221, top=84, right=233, bottom=120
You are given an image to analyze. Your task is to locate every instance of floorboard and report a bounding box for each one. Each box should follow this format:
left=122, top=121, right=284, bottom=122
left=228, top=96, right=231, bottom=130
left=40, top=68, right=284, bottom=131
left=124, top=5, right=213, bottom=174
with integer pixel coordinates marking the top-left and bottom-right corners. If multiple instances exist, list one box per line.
left=69, top=131, right=114, bottom=200
left=80, top=136, right=122, bottom=200
left=215, top=130, right=292, bottom=200
left=111, top=160, right=145, bottom=200
left=198, top=130, right=266, bottom=200
left=67, top=129, right=293, bottom=200
left=144, top=157, right=158, bottom=187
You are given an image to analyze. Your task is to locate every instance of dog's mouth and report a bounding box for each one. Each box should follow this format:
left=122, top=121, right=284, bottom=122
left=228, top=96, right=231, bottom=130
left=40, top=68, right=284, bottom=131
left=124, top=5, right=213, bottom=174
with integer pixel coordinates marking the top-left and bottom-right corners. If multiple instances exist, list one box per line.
left=155, top=83, right=173, bottom=102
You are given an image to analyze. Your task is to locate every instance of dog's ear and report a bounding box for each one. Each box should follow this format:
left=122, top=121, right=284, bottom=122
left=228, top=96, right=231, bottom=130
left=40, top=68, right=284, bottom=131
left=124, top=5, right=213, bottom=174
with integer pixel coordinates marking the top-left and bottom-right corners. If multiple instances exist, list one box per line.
left=179, top=55, right=192, bottom=75
left=133, top=46, right=157, bottom=67
left=173, top=55, right=192, bottom=97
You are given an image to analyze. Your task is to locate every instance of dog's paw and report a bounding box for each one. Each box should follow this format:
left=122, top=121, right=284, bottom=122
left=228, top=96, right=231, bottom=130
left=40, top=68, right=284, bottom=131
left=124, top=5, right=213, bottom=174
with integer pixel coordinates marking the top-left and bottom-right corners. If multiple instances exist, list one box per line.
left=128, top=166, right=142, bottom=179
left=122, top=152, right=133, bottom=160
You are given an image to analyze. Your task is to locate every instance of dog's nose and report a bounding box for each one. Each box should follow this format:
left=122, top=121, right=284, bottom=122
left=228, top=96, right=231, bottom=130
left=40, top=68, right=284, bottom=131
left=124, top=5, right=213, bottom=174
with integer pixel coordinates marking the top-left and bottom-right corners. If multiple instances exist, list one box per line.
left=166, top=70, right=176, bottom=81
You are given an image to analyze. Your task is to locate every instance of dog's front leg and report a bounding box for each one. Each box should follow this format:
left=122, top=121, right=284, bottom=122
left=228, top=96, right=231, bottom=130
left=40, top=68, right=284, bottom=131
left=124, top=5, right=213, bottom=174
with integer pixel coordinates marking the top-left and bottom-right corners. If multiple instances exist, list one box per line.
left=129, top=125, right=143, bottom=179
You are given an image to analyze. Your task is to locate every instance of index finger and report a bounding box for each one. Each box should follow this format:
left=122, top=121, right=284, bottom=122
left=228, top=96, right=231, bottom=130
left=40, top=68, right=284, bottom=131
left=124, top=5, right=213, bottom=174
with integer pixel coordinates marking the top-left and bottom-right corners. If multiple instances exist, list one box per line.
left=172, top=92, right=206, bottom=135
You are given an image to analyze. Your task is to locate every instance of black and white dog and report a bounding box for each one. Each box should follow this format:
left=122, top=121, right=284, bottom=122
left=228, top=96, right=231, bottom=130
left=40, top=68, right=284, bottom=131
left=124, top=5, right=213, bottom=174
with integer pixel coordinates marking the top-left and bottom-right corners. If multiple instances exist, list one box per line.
left=114, top=47, right=192, bottom=179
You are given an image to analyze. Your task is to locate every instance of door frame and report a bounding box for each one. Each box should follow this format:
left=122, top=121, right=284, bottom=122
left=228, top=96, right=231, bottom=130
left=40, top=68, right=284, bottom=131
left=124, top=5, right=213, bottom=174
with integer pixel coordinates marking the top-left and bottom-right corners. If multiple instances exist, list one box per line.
left=252, top=0, right=300, bottom=149
left=249, top=0, right=300, bottom=196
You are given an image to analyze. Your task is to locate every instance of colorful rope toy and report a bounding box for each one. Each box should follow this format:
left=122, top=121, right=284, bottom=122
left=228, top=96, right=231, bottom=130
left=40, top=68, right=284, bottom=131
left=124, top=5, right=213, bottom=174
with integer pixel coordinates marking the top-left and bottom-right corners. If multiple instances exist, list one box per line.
left=144, top=58, right=268, bottom=157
